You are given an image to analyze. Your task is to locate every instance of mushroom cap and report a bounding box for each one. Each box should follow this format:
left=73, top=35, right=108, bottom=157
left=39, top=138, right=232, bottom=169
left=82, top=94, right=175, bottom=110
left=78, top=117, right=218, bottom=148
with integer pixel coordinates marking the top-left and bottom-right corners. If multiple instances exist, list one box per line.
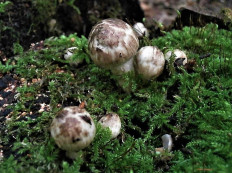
left=64, top=47, right=83, bottom=66
left=165, top=49, right=188, bottom=66
left=133, top=22, right=149, bottom=38
left=50, top=106, right=96, bottom=152
left=134, top=46, right=165, bottom=80
left=161, top=134, right=173, bottom=152
left=99, top=113, right=121, bottom=138
left=88, top=18, right=139, bottom=69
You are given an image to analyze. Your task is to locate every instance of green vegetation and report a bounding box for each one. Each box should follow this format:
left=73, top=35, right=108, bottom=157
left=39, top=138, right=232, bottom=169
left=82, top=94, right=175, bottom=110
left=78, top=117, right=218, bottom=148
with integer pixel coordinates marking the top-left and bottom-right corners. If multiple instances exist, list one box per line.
left=1, top=24, right=232, bottom=172
left=32, top=0, right=58, bottom=25
left=0, top=1, right=12, bottom=13
left=32, top=0, right=81, bottom=25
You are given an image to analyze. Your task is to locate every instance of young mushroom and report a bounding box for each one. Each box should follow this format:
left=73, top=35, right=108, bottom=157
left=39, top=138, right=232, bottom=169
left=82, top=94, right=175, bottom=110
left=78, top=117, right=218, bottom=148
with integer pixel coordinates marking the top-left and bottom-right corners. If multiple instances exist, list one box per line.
left=88, top=18, right=139, bottom=75
left=134, top=46, right=165, bottom=80
left=50, top=106, right=96, bottom=159
left=64, top=47, right=83, bottom=66
left=165, top=49, right=188, bottom=67
left=98, top=113, right=121, bottom=139
left=161, top=134, right=173, bottom=152
left=133, top=22, right=149, bottom=38
left=155, top=134, right=173, bottom=154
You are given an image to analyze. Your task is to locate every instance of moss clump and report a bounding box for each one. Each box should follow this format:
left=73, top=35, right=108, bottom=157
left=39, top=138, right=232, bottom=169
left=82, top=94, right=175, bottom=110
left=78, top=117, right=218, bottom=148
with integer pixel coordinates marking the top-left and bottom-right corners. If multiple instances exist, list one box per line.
left=221, top=8, right=232, bottom=23
left=1, top=24, right=232, bottom=172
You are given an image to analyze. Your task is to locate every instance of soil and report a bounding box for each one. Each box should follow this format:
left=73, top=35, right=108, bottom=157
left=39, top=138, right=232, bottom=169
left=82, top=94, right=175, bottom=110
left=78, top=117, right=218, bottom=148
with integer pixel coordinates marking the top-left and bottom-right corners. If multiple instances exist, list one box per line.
left=0, top=1, right=46, bottom=58
left=139, top=0, right=232, bottom=28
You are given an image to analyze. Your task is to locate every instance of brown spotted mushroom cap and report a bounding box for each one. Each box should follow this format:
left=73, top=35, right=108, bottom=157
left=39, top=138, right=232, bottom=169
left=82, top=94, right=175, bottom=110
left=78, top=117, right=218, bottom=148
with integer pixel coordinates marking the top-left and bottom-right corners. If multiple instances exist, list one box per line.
left=88, top=18, right=139, bottom=69
left=134, top=46, right=165, bottom=80
left=50, top=106, right=96, bottom=158
left=99, top=113, right=121, bottom=138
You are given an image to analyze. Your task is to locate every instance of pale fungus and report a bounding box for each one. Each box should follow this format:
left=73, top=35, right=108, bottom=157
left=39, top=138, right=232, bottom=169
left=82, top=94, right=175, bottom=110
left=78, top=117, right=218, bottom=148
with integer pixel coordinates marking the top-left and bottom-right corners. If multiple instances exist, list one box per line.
left=99, top=113, right=121, bottom=139
left=165, top=49, right=188, bottom=66
left=134, top=46, right=165, bottom=80
left=133, top=22, right=149, bottom=38
left=64, top=47, right=83, bottom=66
left=88, top=18, right=139, bottom=75
left=50, top=106, right=96, bottom=159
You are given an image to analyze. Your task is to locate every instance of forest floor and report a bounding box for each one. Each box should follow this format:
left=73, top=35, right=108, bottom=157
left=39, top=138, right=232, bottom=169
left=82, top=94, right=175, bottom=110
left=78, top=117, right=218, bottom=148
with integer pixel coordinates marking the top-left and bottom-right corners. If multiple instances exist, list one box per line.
left=1, top=0, right=232, bottom=172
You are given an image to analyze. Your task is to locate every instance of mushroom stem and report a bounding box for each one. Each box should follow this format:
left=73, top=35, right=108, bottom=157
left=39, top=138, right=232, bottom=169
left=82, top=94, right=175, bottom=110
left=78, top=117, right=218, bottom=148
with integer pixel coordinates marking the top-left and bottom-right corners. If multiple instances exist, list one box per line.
left=110, top=58, right=134, bottom=75
left=111, top=58, right=135, bottom=93
left=66, top=150, right=83, bottom=160
left=66, top=151, right=79, bottom=160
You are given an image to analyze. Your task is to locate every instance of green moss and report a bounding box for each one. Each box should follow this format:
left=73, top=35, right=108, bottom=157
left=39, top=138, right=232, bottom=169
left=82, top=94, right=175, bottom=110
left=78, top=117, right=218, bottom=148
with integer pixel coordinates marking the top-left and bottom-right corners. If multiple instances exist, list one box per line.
left=88, top=0, right=124, bottom=26
left=0, top=1, right=12, bottom=13
left=32, top=0, right=58, bottom=25
left=221, top=8, right=232, bottom=23
left=1, top=24, right=232, bottom=172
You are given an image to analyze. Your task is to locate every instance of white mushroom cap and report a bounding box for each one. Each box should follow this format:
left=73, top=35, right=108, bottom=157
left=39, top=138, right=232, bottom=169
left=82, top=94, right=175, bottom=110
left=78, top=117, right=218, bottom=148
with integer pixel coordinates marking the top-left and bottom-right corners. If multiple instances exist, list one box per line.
left=64, top=47, right=83, bottom=66
left=161, top=134, right=173, bottom=152
left=165, top=49, right=188, bottom=66
left=133, top=22, right=149, bottom=38
left=50, top=106, right=96, bottom=159
left=88, top=18, right=139, bottom=70
left=155, top=134, right=173, bottom=154
left=134, top=46, right=165, bottom=80
left=99, top=113, right=121, bottom=138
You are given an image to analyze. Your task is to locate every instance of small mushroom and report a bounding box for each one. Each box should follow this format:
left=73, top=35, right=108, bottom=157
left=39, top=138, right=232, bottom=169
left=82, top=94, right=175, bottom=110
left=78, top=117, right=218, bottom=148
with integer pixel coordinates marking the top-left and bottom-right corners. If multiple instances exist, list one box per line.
left=133, top=22, right=149, bottom=38
left=134, top=46, right=165, bottom=80
left=50, top=106, right=96, bottom=159
left=48, top=19, right=57, bottom=33
left=64, top=47, right=83, bottom=66
left=88, top=18, right=139, bottom=75
left=165, top=49, right=188, bottom=67
left=155, top=134, right=173, bottom=154
left=162, top=134, right=173, bottom=152
left=99, top=113, right=121, bottom=138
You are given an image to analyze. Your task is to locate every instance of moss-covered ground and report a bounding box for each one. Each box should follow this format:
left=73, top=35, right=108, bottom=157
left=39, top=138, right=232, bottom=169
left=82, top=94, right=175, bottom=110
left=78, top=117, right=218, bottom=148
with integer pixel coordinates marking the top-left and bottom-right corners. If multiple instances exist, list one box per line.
left=0, top=23, right=232, bottom=172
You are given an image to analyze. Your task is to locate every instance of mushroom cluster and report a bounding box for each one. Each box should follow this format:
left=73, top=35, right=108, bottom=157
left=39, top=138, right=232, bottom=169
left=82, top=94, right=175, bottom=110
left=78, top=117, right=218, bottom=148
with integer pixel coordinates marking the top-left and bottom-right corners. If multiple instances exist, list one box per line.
left=50, top=106, right=96, bottom=159
left=88, top=18, right=188, bottom=90
left=50, top=19, right=190, bottom=160
left=50, top=106, right=123, bottom=159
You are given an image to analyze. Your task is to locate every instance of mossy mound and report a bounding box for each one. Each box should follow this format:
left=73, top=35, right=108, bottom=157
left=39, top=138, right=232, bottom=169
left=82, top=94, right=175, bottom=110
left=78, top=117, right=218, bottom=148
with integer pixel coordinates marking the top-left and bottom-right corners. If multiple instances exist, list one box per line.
left=0, top=24, right=232, bottom=172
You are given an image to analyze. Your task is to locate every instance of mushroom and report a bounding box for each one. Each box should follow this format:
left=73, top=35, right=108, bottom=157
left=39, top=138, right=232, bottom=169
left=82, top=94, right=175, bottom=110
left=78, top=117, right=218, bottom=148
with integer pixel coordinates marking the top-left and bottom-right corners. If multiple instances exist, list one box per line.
left=133, top=22, right=149, bottom=38
left=161, top=134, right=173, bottom=152
left=50, top=106, right=96, bottom=159
left=88, top=18, right=139, bottom=75
left=155, top=134, right=173, bottom=154
left=98, top=113, right=121, bottom=138
left=134, top=46, right=165, bottom=80
left=64, top=47, right=83, bottom=66
left=165, top=49, right=188, bottom=67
